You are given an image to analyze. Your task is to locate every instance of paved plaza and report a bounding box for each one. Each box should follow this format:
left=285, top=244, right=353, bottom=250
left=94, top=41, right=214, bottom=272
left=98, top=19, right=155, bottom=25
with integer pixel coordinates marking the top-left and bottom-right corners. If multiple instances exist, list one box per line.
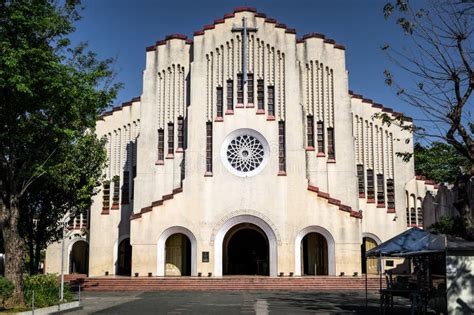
left=64, top=291, right=424, bottom=314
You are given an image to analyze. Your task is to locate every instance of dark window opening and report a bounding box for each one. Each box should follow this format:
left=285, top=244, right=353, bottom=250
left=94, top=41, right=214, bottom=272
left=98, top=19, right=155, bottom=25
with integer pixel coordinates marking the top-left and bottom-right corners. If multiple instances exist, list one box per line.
left=387, top=179, right=395, bottom=208
left=247, top=73, right=254, bottom=104
left=377, top=174, right=385, bottom=204
left=279, top=121, right=286, bottom=173
left=177, top=117, right=184, bottom=150
left=157, top=129, right=164, bottom=161
left=168, top=123, right=174, bottom=156
left=237, top=74, right=244, bottom=104
left=102, top=181, right=110, bottom=209
left=267, top=86, right=275, bottom=117
left=307, top=115, right=314, bottom=148
left=327, top=127, right=335, bottom=160
left=227, top=80, right=233, bottom=111
left=121, top=170, right=129, bottom=204
left=367, top=170, right=375, bottom=200
left=257, top=79, right=264, bottom=111
left=206, top=122, right=212, bottom=174
left=216, top=87, right=223, bottom=118
left=317, top=121, right=325, bottom=153
left=357, top=165, right=365, bottom=195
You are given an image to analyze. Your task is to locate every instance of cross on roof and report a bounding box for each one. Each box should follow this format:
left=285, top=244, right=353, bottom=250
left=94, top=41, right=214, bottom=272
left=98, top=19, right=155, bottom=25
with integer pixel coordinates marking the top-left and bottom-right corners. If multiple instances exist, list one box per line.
left=232, top=17, right=257, bottom=87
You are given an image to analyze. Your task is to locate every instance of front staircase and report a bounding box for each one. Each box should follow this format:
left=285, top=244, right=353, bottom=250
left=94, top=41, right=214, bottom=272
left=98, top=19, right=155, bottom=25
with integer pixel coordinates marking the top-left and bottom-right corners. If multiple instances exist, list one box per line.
left=71, top=276, right=384, bottom=292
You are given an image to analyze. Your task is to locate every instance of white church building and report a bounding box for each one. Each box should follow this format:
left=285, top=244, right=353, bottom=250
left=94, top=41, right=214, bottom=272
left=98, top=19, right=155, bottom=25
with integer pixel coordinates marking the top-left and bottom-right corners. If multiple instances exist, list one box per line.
left=46, top=7, right=438, bottom=277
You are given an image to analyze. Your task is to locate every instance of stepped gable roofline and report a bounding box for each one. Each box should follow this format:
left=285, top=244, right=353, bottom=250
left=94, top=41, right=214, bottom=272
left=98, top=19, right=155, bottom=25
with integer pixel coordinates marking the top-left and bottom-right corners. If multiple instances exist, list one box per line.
left=298, top=33, right=346, bottom=50
left=99, top=96, right=141, bottom=120
left=145, top=34, right=189, bottom=51
left=349, top=90, right=413, bottom=122
left=194, top=8, right=296, bottom=39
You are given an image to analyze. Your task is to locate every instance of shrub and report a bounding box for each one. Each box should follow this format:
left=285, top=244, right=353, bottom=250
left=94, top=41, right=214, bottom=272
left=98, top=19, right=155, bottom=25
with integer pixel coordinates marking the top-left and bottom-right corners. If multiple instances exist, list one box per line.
left=0, top=277, right=14, bottom=307
left=23, top=274, right=71, bottom=308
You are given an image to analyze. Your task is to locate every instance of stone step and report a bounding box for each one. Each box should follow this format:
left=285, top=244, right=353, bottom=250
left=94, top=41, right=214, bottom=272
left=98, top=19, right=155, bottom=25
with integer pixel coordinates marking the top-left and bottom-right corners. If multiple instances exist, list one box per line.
left=73, top=276, right=384, bottom=292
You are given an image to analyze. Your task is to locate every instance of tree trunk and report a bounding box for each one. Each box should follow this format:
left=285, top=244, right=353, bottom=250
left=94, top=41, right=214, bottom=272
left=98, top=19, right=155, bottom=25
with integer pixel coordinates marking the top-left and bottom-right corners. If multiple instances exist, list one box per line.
left=2, top=197, right=25, bottom=305
left=454, top=173, right=474, bottom=240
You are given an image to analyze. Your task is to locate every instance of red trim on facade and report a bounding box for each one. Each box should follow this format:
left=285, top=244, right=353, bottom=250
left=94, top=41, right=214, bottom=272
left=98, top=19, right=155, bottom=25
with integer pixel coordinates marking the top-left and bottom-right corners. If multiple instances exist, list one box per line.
left=194, top=30, right=205, bottom=36
left=367, top=198, right=376, bottom=203
left=267, top=115, right=276, bottom=121
left=224, top=13, right=235, bottom=19
left=327, top=159, right=336, bottom=163
left=165, top=34, right=187, bottom=40
left=296, top=39, right=304, bottom=44
left=323, top=39, right=336, bottom=44
left=265, top=18, right=277, bottom=23
left=285, top=28, right=297, bottom=34
left=101, top=209, right=110, bottom=215
left=110, top=204, right=119, bottom=210
left=307, top=184, right=360, bottom=219
left=256, top=109, right=265, bottom=115
left=130, top=213, right=142, bottom=220
left=377, top=203, right=386, bottom=208
left=186, top=39, right=193, bottom=45
left=277, top=171, right=287, bottom=176
left=234, top=6, right=257, bottom=13
left=214, top=117, right=224, bottom=122
left=276, top=23, right=287, bottom=29
left=317, top=192, right=330, bottom=199
left=214, top=19, right=225, bottom=24
left=176, top=148, right=184, bottom=153
left=225, top=109, right=234, bottom=115
left=387, top=208, right=396, bottom=213
left=334, top=44, right=346, bottom=50
left=152, top=200, right=163, bottom=207
left=246, top=103, right=255, bottom=108
left=141, top=206, right=152, bottom=214
left=302, top=33, right=326, bottom=40
left=155, top=160, right=164, bottom=165
left=316, top=152, right=326, bottom=157
left=146, top=45, right=156, bottom=52
left=359, top=193, right=366, bottom=198
left=203, top=24, right=215, bottom=31
left=236, top=103, right=244, bottom=108
left=156, top=40, right=166, bottom=46
left=166, top=154, right=174, bottom=159
left=307, top=185, right=319, bottom=193
left=305, top=146, right=315, bottom=151
left=349, top=90, right=414, bottom=122
left=255, top=12, right=266, bottom=18
left=204, top=172, right=213, bottom=177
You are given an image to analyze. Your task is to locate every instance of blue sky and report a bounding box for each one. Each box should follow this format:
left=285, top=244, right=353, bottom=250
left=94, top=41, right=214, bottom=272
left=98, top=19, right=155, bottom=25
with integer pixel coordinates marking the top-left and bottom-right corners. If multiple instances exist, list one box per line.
left=70, top=0, right=417, bottom=117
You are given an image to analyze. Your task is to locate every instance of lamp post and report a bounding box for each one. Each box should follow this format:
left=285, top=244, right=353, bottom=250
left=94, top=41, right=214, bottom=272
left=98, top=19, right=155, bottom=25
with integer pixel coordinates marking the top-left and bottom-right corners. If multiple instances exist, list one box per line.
left=60, top=219, right=68, bottom=302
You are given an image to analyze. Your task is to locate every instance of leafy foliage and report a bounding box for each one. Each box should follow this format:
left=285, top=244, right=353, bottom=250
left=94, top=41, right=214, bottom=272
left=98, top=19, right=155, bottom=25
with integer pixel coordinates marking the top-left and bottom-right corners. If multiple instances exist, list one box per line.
left=0, top=0, right=120, bottom=299
left=0, top=277, right=14, bottom=307
left=428, top=216, right=467, bottom=239
left=382, top=0, right=474, bottom=239
left=23, top=274, right=71, bottom=308
left=414, top=142, right=470, bottom=183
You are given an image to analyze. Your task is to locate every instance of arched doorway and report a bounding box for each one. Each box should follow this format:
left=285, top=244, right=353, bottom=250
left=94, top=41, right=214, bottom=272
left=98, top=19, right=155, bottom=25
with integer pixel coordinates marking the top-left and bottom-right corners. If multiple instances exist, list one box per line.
left=165, top=233, right=191, bottom=276
left=300, top=233, right=328, bottom=275
left=69, top=240, right=89, bottom=274
left=223, top=223, right=269, bottom=275
left=361, top=236, right=379, bottom=274
left=117, top=238, right=132, bottom=276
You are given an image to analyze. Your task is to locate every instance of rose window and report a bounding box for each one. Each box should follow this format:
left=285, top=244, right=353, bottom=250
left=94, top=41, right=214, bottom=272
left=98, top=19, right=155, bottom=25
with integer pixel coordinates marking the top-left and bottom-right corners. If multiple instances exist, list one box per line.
left=221, top=129, right=269, bottom=177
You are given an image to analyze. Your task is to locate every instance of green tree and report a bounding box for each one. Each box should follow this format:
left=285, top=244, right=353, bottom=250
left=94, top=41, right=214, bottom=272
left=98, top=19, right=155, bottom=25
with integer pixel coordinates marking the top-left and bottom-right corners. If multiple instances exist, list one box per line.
left=382, top=0, right=474, bottom=239
left=20, top=133, right=107, bottom=275
left=414, top=142, right=470, bottom=183
left=0, top=0, right=119, bottom=303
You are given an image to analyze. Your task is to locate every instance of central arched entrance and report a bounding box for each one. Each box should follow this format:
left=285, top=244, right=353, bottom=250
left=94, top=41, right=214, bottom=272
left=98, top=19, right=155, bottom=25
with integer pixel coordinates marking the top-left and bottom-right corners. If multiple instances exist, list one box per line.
left=223, top=223, right=269, bottom=276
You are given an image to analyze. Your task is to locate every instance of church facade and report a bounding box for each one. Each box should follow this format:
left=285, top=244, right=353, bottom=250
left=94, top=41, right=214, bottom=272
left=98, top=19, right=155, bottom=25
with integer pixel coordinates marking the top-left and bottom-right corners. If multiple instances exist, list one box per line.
left=46, top=7, right=438, bottom=277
